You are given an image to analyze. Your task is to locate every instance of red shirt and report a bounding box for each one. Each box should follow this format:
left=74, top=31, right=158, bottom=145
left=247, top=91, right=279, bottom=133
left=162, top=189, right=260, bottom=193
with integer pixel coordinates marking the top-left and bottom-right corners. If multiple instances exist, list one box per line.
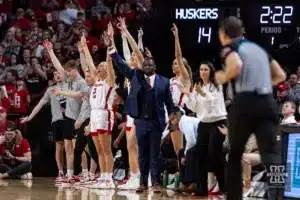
left=0, top=56, right=8, bottom=66
left=93, top=18, right=110, bottom=35
left=0, top=97, right=10, bottom=112
left=13, top=89, right=29, bottom=114
left=86, top=36, right=102, bottom=51
left=0, top=0, right=12, bottom=14
left=5, top=83, right=16, bottom=103
left=119, top=11, right=135, bottom=21
left=0, top=120, right=8, bottom=153
left=0, top=120, right=8, bottom=136
left=9, top=18, right=31, bottom=30
left=14, top=139, right=31, bottom=157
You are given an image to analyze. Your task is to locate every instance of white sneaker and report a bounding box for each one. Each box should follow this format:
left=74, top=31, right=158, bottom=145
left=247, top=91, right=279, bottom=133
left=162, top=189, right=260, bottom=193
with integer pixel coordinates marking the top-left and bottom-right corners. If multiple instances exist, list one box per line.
left=20, top=172, right=33, bottom=180
left=148, top=174, right=152, bottom=187
left=101, top=179, right=115, bottom=189
left=88, top=178, right=104, bottom=189
left=243, top=187, right=254, bottom=198
left=118, top=176, right=140, bottom=190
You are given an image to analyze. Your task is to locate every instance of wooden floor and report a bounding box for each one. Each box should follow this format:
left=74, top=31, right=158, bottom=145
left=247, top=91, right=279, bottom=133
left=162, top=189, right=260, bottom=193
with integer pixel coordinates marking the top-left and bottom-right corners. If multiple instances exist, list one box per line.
left=0, top=178, right=265, bottom=200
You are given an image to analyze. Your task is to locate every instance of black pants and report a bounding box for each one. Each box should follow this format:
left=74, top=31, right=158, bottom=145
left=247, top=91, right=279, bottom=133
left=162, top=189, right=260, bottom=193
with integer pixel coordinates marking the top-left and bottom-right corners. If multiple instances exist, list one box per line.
left=135, top=119, right=162, bottom=186
left=227, top=93, right=279, bottom=200
left=0, top=161, right=31, bottom=178
left=74, top=119, right=99, bottom=175
left=178, top=147, right=197, bottom=185
left=195, top=119, right=227, bottom=195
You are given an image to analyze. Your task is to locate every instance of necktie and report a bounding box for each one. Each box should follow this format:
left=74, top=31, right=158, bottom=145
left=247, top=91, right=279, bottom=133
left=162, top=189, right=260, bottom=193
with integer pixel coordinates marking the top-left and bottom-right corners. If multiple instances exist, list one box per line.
left=146, top=77, right=151, bottom=88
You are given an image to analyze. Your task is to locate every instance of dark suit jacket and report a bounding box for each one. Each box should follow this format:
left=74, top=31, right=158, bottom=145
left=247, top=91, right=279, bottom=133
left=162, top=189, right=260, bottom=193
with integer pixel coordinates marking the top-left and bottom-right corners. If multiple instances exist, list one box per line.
left=110, top=52, right=174, bottom=131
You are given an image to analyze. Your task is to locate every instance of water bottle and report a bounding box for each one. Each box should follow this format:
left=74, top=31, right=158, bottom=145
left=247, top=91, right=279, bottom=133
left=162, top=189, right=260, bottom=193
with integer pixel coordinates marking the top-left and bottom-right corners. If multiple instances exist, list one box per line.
left=174, top=172, right=180, bottom=188
left=163, top=170, right=168, bottom=188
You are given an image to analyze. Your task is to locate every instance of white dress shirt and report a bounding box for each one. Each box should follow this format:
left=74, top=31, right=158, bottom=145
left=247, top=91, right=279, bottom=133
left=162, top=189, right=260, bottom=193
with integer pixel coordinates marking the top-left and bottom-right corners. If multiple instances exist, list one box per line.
left=179, top=115, right=201, bottom=155
left=185, top=83, right=227, bottom=123
left=144, top=74, right=155, bottom=87
left=281, top=116, right=297, bottom=124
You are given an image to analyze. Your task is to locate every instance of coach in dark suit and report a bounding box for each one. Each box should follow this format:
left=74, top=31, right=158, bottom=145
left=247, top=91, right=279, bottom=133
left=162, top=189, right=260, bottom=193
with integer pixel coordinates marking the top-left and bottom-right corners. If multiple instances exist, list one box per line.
left=106, top=44, right=174, bottom=193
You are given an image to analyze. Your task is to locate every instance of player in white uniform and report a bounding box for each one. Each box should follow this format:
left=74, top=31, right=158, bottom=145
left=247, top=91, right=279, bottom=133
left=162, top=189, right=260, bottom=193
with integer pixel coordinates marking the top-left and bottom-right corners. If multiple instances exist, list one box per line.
left=117, top=24, right=145, bottom=190
left=169, top=24, right=193, bottom=155
left=80, top=24, right=116, bottom=189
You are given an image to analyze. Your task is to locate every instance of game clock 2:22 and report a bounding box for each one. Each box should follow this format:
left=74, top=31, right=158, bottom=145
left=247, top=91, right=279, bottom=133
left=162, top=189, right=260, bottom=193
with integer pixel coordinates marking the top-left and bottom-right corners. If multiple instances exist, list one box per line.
left=242, top=3, right=300, bottom=48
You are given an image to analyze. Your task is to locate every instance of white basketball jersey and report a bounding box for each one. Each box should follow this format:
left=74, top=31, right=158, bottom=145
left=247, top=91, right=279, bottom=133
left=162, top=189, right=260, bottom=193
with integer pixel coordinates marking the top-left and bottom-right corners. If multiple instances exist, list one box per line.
left=170, top=77, right=187, bottom=107
left=90, top=80, right=115, bottom=110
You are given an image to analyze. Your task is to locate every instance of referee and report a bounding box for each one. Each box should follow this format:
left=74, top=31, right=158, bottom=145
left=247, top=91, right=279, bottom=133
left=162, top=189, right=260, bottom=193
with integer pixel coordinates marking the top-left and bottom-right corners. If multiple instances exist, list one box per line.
left=215, top=16, right=286, bottom=200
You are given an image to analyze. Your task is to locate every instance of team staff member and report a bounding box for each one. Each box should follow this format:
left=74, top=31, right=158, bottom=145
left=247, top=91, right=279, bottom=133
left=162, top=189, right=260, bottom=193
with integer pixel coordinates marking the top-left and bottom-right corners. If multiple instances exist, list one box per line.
left=215, top=16, right=286, bottom=200
left=21, top=70, right=67, bottom=185
left=44, top=40, right=86, bottom=186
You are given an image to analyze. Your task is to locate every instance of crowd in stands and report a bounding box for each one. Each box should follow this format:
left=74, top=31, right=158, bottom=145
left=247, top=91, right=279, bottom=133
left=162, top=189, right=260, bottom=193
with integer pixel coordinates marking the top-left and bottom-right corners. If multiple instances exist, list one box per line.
left=0, top=0, right=151, bottom=117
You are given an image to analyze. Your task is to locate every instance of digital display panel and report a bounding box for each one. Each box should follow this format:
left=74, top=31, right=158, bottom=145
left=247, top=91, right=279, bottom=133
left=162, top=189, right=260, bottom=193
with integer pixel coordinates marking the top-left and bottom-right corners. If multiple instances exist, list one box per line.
left=284, top=133, right=300, bottom=198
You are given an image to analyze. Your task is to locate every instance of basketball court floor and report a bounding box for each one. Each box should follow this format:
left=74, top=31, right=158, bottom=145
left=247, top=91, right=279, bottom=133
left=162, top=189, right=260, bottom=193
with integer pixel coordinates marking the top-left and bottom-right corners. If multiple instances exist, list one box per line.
left=0, top=178, right=269, bottom=200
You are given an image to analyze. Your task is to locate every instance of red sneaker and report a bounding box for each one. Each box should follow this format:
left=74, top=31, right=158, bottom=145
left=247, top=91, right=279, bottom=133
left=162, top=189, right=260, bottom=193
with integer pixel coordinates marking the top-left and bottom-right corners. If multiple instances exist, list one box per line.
left=55, top=173, right=65, bottom=186
left=61, top=176, right=80, bottom=188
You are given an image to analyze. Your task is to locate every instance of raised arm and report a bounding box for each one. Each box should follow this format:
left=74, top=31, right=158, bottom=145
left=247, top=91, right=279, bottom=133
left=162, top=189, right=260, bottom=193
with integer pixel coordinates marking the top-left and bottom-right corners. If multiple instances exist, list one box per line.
left=122, top=33, right=131, bottom=63
left=171, top=24, right=191, bottom=89
left=78, top=41, right=89, bottom=75
left=138, top=27, right=144, bottom=52
left=117, top=17, right=144, bottom=68
left=81, top=35, right=98, bottom=79
left=43, top=40, right=65, bottom=74
left=105, top=32, right=134, bottom=80
left=105, top=22, right=116, bottom=87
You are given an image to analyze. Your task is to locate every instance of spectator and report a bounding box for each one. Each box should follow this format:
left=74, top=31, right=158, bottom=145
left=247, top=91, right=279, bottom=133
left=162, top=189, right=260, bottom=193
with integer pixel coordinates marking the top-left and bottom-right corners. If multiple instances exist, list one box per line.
left=276, top=83, right=290, bottom=116
left=1, top=30, right=21, bottom=59
left=77, top=10, right=92, bottom=30
left=0, top=44, right=8, bottom=66
left=0, top=87, right=10, bottom=112
left=13, top=78, right=30, bottom=115
left=0, top=122, right=32, bottom=180
left=52, top=22, right=67, bottom=43
left=6, top=53, right=18, bottom=71
left=297, top=66, right=300, bottom=83
left=15, top=27, right=24, bottom=44
left=281, top=101, right=297, bottom=124
left=23, top=20, right=42, bottom=51
left=21, top=48, right=31, bottom=65
left=9, top=8, right=31, bottom=30
left=287, top=73, right=300, bottom=103
left=5, top=70, right=17, bottom=105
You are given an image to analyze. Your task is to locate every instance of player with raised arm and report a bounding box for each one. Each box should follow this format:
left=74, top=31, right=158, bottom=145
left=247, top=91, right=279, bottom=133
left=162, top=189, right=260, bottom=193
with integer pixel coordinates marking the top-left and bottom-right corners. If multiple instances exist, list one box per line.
left=81, top=23, right=116, bottom=189
left=117, top=20, right=144, bottom=190
left=169, top=23, right=193, bottom=156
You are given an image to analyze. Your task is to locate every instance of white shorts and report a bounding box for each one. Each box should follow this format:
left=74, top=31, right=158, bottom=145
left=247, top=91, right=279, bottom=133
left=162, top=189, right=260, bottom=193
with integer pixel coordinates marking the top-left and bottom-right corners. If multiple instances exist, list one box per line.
left=90, top=109, right=115, bottom=136
left=126, top=115, right=134, bottom=131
